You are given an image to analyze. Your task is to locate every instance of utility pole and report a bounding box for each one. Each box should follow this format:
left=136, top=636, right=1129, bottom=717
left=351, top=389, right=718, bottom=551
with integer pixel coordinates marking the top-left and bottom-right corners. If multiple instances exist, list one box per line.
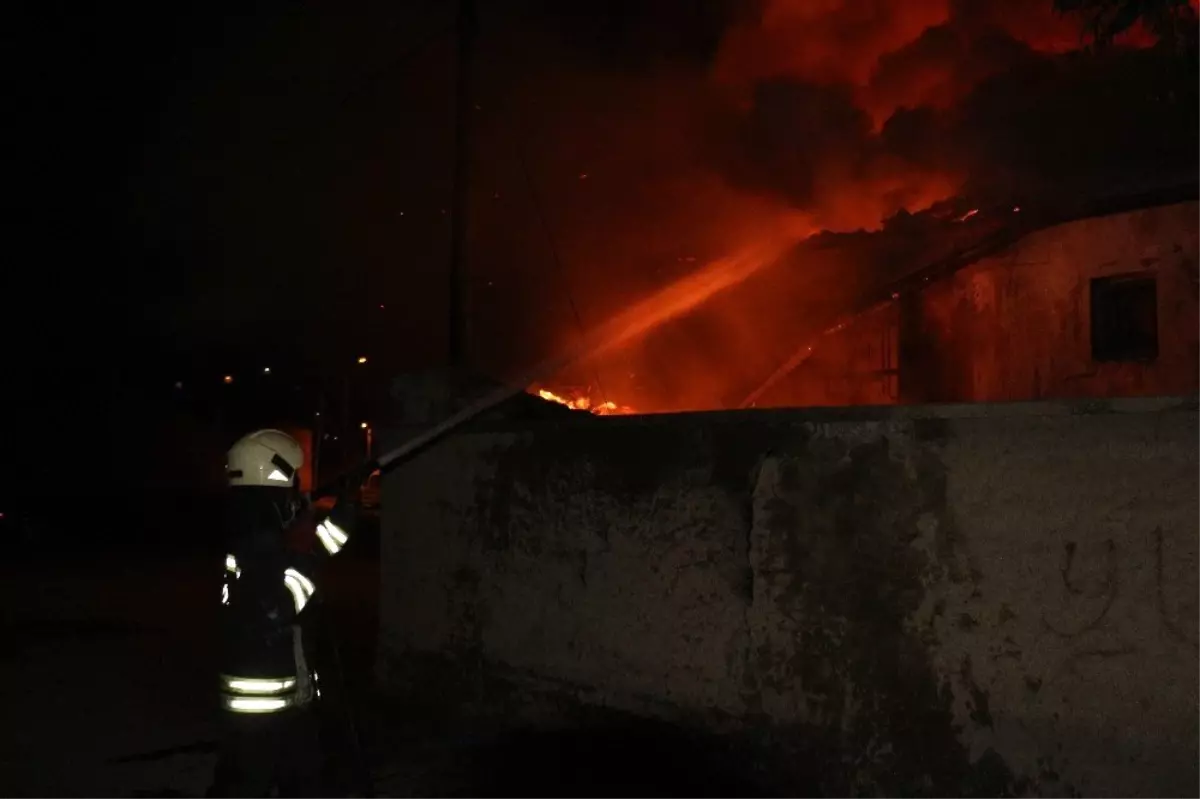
left=448, top=0, right=476, bottom=368
left=313, top=389, right=325, bottom=489
left=342, top=372, right=351, bottom=473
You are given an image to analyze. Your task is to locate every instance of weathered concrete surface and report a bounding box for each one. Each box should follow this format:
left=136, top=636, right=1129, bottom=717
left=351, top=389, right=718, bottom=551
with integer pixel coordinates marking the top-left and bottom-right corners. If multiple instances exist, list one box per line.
left=763, top=200, right=1200, bottom=407
left=907, top=201, right=1199, bottom=402
left=378, top=397, right=1199, bottom=796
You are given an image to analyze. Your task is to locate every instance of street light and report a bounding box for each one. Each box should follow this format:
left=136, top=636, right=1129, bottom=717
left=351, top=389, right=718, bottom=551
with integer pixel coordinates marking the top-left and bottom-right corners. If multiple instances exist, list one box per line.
left=263, top=367, right=271, bottom=374
left=223, top=375, right=233, bottom=384
left=357, top=356, right=368, bottom=364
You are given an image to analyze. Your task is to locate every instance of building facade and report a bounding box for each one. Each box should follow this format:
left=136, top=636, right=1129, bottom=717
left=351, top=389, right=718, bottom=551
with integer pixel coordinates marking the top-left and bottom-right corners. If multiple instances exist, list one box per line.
left=759, top=200, right=1199, bottom=407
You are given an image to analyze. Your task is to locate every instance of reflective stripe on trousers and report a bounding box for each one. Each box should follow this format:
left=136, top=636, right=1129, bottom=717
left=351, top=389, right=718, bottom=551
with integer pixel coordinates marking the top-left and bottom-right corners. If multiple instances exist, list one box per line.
left=219, top=627, right=318, bottom=714
left=219, top=675, right=297, bottom=714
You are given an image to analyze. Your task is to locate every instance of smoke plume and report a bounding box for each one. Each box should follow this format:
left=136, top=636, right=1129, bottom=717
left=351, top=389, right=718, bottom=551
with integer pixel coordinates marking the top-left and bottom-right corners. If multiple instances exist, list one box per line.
left=503, top=0, right=1197, bottom=408
left=708, top=0, right=1196, bottom=230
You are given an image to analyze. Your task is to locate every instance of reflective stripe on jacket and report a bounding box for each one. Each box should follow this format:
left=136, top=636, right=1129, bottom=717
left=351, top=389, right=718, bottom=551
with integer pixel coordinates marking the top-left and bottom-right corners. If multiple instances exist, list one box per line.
left=222, top=556, right=316, bottom=614
left=219, top=551, right=320, bottom=714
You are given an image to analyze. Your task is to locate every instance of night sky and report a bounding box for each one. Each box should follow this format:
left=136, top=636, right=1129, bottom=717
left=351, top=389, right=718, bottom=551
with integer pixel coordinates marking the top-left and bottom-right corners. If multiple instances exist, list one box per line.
left=4, top=1, right=727, bottom=499
left=8, top=1, right=456, bottom=498
left=5, top=0, right=1196, bottom=500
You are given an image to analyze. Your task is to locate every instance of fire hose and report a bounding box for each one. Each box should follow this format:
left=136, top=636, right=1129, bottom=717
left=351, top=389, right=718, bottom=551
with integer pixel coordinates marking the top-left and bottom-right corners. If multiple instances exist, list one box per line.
left=312, top=230, right=810, bottom=498
left=310, top=348, right=588, bottom=500
left=106, top=354, right=587, bottom=787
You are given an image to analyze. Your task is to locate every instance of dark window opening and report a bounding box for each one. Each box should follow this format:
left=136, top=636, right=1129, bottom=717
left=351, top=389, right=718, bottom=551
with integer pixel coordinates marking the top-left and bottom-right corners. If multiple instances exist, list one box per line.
left=1090, top=274, right=1158, bottom=362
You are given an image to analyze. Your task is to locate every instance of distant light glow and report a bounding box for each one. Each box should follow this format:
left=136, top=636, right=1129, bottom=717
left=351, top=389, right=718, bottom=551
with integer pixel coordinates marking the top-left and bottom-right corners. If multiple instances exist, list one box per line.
left=357, top=356, right=368, bottom=364
left=360, top=421, right=368, bottom=429
left=263, top=367, right=271, bottom=374
left=223, top=375, right=233, bottom=384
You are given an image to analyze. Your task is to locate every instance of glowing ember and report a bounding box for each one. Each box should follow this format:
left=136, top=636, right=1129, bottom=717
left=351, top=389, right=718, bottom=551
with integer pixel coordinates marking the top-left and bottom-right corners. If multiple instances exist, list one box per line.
left=955, top=208, right=980, bottom=223
left=533, top=387, right=636, bottom=416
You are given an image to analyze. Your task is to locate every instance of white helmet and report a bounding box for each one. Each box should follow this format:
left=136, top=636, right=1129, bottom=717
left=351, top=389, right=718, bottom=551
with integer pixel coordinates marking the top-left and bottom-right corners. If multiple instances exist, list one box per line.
left=226, top=429, right=304, bottom=488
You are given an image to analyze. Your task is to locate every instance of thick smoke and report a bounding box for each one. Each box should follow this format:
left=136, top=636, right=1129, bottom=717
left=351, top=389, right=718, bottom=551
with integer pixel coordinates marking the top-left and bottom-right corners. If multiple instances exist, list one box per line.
left=509, top=0, right=1197, bottom=409
left=505, top=0, right=1195, bottom=268
left=133, top=0, right=1196, bottom=381
left=709, top=0, right=1196, bottom=231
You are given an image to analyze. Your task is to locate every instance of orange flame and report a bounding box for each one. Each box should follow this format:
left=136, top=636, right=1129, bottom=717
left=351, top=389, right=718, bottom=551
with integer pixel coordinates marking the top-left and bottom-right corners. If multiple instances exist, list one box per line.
left=533, top=387, right=637, bottom=416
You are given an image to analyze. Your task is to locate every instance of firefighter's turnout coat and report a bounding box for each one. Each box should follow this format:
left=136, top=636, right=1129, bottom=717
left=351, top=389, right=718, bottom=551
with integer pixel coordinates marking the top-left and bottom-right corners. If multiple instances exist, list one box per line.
left=218, top=502, right=356, bottom=714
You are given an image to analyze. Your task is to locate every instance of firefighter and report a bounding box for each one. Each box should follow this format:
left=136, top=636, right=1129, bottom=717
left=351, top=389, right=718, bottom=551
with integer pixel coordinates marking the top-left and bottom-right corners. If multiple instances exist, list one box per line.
left=208, top=429, right=362, bottom=797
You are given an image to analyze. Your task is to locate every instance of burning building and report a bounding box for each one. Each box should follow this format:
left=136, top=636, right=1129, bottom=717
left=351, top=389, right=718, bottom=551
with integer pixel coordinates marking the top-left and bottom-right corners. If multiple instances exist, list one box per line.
left=750, top=187, right=1200, bottom=407
left=481, top=1, right=1200, bottom=416
left=533, top=181, right=1198, bottom=414
left=370, top=7, right=1200, bottom=794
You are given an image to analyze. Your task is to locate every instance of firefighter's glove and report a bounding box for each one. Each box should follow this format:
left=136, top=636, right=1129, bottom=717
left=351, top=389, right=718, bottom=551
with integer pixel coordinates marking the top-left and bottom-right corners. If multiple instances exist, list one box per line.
left=338, top=462, right=376, bottom=503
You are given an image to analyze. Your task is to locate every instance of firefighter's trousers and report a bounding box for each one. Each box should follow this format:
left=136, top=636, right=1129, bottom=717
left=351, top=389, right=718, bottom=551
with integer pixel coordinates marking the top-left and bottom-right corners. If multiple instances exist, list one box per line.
left=207, top=706, right=323, bottom=797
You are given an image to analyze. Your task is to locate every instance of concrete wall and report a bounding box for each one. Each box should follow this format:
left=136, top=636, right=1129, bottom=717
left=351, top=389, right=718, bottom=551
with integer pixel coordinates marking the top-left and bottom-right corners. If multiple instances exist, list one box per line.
left=377, top=397, right=1199, bottom=796
left=764, top=202, right=1199, bottom=407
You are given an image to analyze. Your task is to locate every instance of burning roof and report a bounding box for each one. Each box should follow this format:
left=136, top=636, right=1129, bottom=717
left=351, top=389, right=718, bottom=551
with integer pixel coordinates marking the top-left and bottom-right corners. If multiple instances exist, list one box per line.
left=498, top=2, right=1197, bottom=416
left=530, top=175, right=1198, bottom=416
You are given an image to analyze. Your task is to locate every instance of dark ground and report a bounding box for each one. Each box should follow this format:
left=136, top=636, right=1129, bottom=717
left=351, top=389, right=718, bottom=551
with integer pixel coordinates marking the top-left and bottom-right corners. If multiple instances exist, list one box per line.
left=0, top=510, right=776, bottom=797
